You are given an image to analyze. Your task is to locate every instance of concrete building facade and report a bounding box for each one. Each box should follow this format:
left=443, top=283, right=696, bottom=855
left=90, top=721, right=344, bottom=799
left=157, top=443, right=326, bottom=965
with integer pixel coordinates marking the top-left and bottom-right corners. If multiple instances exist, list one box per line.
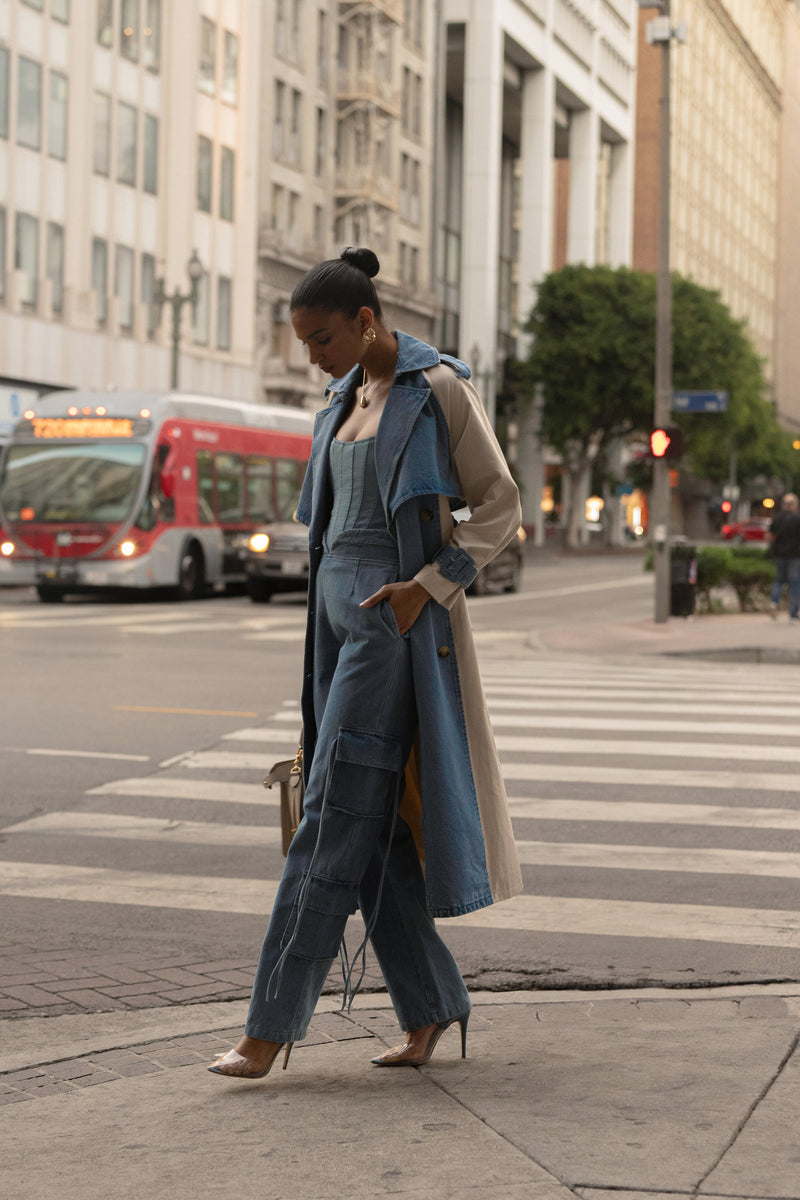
left=633, top=0, right=794, bottom=407
left=0, top=0, right=263, bottom=438
left=439, top=0, right=639, bottom=531
left=775, top=0, right=800, bottom=432
left=257, top=0, right=441, bottom=408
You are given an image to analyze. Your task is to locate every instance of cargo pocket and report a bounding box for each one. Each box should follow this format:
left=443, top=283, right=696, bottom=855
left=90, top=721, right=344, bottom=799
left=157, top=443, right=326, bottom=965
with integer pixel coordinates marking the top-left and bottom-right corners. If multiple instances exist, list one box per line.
left=287, top=874, right=359, bottom=963
left=320, top=726, right=405, bottom=875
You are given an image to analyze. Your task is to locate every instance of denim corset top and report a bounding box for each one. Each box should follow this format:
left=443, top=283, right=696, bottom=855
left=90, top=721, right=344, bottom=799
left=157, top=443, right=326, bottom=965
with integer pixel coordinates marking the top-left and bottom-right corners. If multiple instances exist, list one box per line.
left=323, top=437, right=396, bottom=555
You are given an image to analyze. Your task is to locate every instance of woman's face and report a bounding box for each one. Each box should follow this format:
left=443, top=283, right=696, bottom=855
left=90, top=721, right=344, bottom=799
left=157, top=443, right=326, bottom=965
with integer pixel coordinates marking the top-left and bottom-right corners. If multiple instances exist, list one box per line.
left=291, top=306, right=370, bottom=380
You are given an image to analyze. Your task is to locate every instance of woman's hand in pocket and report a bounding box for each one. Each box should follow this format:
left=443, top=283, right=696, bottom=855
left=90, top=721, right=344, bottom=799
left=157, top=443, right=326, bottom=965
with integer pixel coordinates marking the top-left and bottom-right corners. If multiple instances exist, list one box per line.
left=360, top=580, right=430, bottom=636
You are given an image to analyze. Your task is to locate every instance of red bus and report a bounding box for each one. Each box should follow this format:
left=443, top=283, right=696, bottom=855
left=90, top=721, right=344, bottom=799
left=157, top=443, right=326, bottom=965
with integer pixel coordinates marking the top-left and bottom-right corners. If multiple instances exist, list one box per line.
left=0, top=390, right=314, bottom=602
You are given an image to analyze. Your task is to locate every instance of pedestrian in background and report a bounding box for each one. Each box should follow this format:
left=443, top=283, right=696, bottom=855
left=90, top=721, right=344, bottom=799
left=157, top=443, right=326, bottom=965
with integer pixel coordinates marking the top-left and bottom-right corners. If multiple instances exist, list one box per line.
left=208, top=246, right=523, bottom=1081
left=768, top=493, right=800, bottom=621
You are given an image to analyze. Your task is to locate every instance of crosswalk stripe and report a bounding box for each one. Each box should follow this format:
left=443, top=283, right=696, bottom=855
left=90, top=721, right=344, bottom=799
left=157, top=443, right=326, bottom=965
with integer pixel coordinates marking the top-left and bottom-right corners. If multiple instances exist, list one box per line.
left=222, top=727, right=300, bottom=743
left=490, top=712, right=799, bottom=736
left=6, top=814, right=799, bottom=878
left=495, top=735, right=800, bottom=763
left=507, top=797, right=800, bottom=830
left=0, top=860, right=278, bottom=913
left=514, top=840, right=800, bottom=878
left=86, top=778, right=277, bottom=804
left=450, top=894, right=800, bottom=950
left=5, top=812, right=283, bottom=847
left=488, top=696, right=800, bottom=720
left=501, top=763, right=800, bottom=793
left=1, top=860, right=799, bottom=949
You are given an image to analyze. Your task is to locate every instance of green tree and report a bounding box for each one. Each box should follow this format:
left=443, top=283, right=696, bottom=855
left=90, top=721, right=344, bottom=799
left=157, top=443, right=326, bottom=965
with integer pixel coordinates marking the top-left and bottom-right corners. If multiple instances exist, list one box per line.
left=519, top=264, right=789, bottom=545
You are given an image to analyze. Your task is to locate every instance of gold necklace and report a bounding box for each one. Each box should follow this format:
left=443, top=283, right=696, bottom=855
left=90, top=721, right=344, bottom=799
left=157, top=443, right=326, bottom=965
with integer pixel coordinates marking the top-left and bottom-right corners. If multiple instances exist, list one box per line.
left=359, top=352, right=398, bottom=408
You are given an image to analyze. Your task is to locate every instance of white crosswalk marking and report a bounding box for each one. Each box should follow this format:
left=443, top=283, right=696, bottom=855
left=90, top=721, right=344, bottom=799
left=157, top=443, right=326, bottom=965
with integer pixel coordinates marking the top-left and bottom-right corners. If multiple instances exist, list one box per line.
left=4, top=656, right=800, bottom=974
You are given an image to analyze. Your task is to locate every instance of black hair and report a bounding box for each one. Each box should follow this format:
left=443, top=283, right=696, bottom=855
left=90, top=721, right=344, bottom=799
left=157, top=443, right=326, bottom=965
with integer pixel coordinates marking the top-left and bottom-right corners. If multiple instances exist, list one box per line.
left=290, top=247, right=382, bottom=318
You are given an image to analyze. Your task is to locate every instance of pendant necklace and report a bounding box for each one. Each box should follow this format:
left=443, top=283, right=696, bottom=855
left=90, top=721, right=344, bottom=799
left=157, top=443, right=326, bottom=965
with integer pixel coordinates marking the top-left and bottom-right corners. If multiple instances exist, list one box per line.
left=360, top=350, right=398, bottom=409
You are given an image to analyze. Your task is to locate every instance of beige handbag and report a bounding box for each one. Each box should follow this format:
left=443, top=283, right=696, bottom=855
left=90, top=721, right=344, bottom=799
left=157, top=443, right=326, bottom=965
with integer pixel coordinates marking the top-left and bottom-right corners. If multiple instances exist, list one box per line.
left=263, top=738, right=304, bottom=855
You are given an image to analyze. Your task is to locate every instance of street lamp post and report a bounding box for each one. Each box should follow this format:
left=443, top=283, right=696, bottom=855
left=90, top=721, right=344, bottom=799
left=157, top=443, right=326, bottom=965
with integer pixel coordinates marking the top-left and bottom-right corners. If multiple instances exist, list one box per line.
left=153, top=249, right=204, bottom=391
left=639, top=0, right=687, bottom=622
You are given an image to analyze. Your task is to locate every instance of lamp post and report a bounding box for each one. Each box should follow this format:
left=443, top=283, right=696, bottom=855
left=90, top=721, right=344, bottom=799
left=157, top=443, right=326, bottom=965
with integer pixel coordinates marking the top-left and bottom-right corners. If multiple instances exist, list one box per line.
left=153, top=249, right=204, bottom=391
left=638, top=1, right=687, bottom=622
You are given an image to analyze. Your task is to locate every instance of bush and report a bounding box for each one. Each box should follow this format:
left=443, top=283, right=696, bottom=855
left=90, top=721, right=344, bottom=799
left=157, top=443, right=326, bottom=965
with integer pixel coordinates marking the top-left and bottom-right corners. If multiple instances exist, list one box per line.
left=642, top=542, right=774, bottom=612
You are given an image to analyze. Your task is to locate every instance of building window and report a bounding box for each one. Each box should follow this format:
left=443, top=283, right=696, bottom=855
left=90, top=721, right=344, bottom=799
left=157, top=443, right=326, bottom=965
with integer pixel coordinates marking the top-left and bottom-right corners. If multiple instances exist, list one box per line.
left=315, top=107, right=326, bottom=178
left=410, top=159, right=421, bottom=224
left=0, top=206, right=6, bottom=301
left=117, top=101, right=137, bottom=186
left=199, top=17, right=216, bottom=96
left=144, top=0, right=161, bottom=71
left=317, top=9, right=328, bottom=85
left=18, top=58, right=43, bottom=151
left=289, top=90, right=302, bottom=165
left=92, top=236, right=108, bottom=324
left=140, top=251, right=157, bottom=336
left=21, top=0, right=44, bottom=9
left=143, top=113, right=158, bottom=194
left=52, top=0, right=70, bottom=22
left=275, top=0, right=287, bottom=56
left=271, top=184, right=284, bottom=231
left=401, top=67, right=410, bottom=134
left=93, top=92, right=111, bottom=175
left=193, top=270, right=209, bottom=345
left=97, top=0, right=113, bottom=47
left=273, top=80, right=286, bottom=159
left=412, top=73, right=422, bottom=138
left=0, top=47, right=9, bottom=140
left=46, top=222, right=64, bottom=314
left=222, top=31, right=238, bottom=105
left=141, top=252, right=155, bottom=336
left=48, top=71, right=68, bottom=161
left=220, top=147, right=234, bottom=221
left=196, top=136, right=212, bottom=212
left=15, top=213, right=39, bottom=307
left=115, top=244, right=134, bottom=331
left=313, top=203, right=324, bottom=249
left=217, top=275, right=231, bottom=351
left=120, top=0, right=140, bottom=62
left=290, top=0, right=303, bottom=61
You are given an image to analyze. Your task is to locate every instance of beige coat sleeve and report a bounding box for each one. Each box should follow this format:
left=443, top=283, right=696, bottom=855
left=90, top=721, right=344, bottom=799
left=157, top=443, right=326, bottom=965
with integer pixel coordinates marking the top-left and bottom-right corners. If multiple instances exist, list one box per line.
left=413, top=363, right=522, bottom=610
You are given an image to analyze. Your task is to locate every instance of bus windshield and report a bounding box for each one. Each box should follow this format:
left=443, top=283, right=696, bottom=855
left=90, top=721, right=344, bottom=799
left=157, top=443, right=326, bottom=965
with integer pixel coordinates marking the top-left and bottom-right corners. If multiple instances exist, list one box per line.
left=0, top=442, right=147, bottom=524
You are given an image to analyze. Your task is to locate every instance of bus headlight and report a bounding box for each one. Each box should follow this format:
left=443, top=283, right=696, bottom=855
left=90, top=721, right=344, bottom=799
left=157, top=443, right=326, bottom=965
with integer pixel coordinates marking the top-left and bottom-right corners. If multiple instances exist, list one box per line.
left=119, top=540, right=137, bottom=557
left=249, top=533, right=270, bottom=553
left=1, top=541, right=14, bottom=557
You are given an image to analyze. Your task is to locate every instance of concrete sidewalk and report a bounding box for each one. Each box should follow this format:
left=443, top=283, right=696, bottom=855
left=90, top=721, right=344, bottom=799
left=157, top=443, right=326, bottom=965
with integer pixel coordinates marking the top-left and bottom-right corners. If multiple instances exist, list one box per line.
left=3, top=985, right=799, bottom=1200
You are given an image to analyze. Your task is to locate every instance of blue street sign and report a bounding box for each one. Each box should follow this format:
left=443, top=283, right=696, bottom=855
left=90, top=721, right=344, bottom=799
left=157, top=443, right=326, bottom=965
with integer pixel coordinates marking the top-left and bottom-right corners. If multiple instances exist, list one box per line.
left=672, top=390, right=728, bottom=413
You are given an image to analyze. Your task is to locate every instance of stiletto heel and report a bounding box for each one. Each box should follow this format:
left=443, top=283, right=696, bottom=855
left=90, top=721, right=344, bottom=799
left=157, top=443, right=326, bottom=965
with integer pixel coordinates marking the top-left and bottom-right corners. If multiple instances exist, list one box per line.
left=371, top=1009, right=470, bottom=1067
left=208, top=1040, right=293, bottom=1080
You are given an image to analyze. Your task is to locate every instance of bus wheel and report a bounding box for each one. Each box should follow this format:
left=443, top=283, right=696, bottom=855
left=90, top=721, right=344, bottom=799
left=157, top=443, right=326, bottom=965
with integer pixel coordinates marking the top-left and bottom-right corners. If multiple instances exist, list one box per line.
left=246, top=578, right=274, bottom=603
left=36, top=584, right=66, bottom=603
left=177, top=544, right=204, bottom=600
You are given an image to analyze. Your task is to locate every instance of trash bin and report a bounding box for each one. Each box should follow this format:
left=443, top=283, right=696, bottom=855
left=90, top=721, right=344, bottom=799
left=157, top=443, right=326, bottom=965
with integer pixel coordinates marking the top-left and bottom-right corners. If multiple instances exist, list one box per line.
left=670, top=544, right=697, bottom=617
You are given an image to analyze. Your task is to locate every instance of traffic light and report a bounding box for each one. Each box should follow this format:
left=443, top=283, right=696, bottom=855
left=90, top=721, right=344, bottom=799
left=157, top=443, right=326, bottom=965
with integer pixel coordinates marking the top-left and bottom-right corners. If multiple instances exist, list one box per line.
left=650, top=426, right=683, bottom=460
left=720, top=500, right=733, bottom=515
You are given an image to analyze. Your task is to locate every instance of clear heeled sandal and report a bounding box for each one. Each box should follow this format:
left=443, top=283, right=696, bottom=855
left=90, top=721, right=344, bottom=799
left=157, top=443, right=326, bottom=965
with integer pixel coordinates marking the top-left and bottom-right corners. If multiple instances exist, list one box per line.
left=370, top=1010, right=469, bottom=1067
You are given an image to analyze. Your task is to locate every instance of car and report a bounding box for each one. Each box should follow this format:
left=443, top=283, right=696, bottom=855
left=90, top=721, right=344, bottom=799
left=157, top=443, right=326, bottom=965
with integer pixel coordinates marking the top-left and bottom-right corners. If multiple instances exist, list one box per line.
left=721, top=519, right=770, bottom=543
left=242, top=521, right=310, bottom=602
left=466, top=525, right=526, bottom=595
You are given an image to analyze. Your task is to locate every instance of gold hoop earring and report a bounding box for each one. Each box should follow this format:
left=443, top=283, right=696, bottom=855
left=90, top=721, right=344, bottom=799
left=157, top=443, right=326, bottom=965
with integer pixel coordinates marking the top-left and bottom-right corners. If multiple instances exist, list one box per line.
left=362, top=328, right=377, bottom=346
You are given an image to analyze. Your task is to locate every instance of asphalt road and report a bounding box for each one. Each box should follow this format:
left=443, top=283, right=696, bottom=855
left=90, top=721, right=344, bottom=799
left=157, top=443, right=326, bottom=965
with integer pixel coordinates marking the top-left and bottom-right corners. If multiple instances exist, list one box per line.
left=2, top=548, right=799, bottom=1019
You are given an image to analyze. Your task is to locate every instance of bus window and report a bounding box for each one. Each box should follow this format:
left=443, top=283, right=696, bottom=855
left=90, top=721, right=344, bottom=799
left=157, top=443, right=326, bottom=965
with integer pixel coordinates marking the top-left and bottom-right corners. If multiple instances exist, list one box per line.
left=196, top=450, right=214, bottom=524
left=246, top=455, right=275, bottom=522
left=215, top=452, right=244, bottom=522
left=275, top=459, right=303, bottom=521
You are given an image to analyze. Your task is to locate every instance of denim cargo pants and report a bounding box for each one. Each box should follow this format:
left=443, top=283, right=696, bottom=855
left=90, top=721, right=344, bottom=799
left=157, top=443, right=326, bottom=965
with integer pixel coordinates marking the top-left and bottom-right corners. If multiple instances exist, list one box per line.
left=245, top=541, right=470, bottom=1044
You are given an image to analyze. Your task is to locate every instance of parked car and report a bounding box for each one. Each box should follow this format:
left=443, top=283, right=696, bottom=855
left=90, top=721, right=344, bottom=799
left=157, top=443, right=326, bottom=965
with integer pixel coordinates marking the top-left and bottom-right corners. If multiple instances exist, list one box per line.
left=242, top=521, right=309, bottom=602
left=721, top=519, right=770, bottom=543
left=465, top=524, right=526, bottom=595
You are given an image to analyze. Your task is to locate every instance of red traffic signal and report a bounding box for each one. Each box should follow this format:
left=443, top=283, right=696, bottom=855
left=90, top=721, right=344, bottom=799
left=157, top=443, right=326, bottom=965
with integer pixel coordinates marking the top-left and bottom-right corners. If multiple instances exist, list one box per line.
left=720, top=500, right=732, bottom=514
left=650, top=426, right=683, bottom=460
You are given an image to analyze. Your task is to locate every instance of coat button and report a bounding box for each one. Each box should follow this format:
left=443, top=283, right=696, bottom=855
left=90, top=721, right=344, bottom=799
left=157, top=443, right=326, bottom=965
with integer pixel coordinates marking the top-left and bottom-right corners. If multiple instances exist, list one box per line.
left=421, top=509, right=433, bottom=522
left=437, top=645, right=450, bottom=658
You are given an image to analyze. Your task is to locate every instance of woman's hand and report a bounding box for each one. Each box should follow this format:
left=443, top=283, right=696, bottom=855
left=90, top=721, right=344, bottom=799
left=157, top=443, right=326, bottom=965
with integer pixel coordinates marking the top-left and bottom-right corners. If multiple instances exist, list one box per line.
left=360, top=579, right=431, bottom=635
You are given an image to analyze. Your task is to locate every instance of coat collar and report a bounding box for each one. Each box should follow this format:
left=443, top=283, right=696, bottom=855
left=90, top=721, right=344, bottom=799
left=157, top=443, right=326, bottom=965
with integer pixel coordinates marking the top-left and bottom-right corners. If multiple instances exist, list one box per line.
left=323, top=332, right=442, bottom=407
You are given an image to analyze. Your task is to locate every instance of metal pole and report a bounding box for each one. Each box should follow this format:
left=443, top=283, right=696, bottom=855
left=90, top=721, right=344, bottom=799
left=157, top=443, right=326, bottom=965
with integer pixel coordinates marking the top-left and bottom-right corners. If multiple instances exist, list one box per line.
left=170, top=294, right=181, bottom=391
left=652, top=0, right=672, bottom=623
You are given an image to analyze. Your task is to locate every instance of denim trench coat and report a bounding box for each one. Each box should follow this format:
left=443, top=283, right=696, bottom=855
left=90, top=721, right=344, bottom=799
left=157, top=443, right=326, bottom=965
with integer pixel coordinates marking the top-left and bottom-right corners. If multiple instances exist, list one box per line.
left=296, top=332, right=524, bottom=918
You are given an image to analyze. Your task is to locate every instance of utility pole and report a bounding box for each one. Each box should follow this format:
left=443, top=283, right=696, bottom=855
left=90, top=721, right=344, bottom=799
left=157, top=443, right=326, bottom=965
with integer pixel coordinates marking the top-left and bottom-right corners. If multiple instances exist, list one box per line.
left=639, top=1, right=687, bottom=622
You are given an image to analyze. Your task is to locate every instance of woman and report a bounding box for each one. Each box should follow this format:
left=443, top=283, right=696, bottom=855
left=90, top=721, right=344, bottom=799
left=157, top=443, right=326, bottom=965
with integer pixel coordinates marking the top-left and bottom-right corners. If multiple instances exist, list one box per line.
left=209, top=247, right=522, bottom=1080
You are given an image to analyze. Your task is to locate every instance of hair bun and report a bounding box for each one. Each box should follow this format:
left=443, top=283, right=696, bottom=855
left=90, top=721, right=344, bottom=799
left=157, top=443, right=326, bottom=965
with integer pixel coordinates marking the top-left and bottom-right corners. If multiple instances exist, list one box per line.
left=340, top=246, right=380, bottom=279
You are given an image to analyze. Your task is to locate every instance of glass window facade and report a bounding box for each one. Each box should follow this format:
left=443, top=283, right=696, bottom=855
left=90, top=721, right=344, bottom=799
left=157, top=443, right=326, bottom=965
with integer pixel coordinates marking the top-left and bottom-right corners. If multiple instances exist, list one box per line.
left=121, top=0, right=140, bottom=62
left=97, top=0, right=113, bottom=47
left=93, top=91, right=111, bottom=175
left=141, top=252, right=156, bottom=336
left=92, top=236, right=108, bottom=324
left=46, top=222, right=64, bottom=314
left=144, top=0, right=161, bottom=71
left=115, top=244, right=135, bottom=330
left=192, top=269, right=209, bottom=345
left=220, top=147, right=234, bottom=220
left=217, top=276, right=231, bottom=351
left=196, top=136, right=212, bottom=212
left=0, top=47, right=8, bottom=140
left=143, top=113, right=158, bottom=194
left=199, top=17, right=216, bottom=96
left=15, top=213, right=39, bottom=307
left=222, top=31, right=238, bottom=104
